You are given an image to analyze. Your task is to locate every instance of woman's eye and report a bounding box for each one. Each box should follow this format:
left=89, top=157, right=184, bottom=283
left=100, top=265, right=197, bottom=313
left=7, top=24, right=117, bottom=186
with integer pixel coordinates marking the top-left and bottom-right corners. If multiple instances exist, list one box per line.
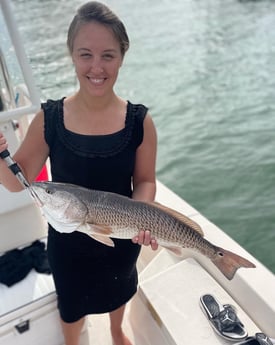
left=103, top=54, right=114, bottom=60
left=80, top=53, right=92, bottom=58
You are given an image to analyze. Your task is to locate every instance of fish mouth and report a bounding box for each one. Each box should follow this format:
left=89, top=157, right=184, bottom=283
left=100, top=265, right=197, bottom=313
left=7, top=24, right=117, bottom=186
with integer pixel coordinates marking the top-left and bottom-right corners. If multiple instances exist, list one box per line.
left=28, top=185, right=44, bottom=207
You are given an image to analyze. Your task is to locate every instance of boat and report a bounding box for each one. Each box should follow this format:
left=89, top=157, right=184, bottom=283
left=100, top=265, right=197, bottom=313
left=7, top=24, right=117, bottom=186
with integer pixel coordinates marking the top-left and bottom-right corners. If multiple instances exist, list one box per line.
left=0, top=0, right=274, bottom=344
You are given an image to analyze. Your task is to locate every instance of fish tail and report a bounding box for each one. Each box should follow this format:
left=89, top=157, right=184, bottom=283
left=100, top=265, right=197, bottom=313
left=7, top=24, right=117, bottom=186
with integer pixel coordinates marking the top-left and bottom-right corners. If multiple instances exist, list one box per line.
left=211, top=247, right=256, bottom=280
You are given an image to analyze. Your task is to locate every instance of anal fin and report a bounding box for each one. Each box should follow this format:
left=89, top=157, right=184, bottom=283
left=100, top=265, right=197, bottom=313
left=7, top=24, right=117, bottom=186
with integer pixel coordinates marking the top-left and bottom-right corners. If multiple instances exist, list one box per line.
left=89, top=234, right=115, bottom=247
left=162, top=245, right=184, bottom=257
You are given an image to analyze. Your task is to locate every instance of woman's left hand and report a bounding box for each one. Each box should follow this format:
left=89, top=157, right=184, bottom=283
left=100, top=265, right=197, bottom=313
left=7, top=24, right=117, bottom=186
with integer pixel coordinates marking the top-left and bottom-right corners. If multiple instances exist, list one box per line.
left=132, top=230, right=159, bottom=250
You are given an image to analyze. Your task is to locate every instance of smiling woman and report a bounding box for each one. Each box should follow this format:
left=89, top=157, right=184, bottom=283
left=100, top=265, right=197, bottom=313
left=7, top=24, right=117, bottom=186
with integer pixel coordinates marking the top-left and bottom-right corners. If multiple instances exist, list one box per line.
left=0, top=2, right=158, bottom=345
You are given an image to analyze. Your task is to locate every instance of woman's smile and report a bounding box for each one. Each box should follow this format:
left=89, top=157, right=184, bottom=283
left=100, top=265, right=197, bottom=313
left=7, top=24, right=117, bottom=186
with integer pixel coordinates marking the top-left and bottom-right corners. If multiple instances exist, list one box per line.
left=87, top=76, right=107, bottom=86
left=72, top=22, right=123, bottom=97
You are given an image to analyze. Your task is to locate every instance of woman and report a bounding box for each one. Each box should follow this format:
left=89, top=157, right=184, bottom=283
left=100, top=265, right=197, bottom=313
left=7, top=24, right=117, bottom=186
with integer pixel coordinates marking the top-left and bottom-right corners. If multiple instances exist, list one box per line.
left=0, top=1, right=158, bottom=344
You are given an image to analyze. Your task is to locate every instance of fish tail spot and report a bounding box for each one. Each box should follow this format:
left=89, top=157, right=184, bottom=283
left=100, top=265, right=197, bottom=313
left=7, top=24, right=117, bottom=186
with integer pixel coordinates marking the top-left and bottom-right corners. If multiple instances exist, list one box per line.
left=212, top=247, right=256, bottom=280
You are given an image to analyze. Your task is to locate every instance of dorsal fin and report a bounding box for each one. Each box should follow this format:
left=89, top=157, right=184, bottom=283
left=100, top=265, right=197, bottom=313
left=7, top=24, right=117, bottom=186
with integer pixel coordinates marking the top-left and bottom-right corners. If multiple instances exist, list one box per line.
left=149, top=201, right=204, bottom=236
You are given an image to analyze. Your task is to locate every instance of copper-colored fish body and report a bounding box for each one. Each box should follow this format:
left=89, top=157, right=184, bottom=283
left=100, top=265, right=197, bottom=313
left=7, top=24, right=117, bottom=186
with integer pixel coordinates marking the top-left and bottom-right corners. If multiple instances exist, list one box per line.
left=31, top=181, right=256, bottom=280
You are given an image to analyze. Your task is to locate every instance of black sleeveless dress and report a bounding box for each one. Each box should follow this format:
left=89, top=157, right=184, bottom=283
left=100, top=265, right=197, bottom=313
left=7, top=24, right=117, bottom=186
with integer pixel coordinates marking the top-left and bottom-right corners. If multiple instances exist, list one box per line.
left=42, top=98, right=148, bottom=323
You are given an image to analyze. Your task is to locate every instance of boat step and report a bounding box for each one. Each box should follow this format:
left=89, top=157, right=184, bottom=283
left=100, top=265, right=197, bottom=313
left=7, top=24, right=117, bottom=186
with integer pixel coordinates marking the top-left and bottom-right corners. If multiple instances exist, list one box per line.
left=130, top=258, right=261, bottom=345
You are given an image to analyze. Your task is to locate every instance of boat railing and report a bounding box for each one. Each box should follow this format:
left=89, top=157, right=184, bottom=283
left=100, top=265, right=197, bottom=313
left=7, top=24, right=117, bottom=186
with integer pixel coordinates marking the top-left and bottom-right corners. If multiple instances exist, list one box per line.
left=0, top=47, right=16, bottom=111
left=0, top=0, right=47, bottom=252
left=0, top=0, right=40, bottom=122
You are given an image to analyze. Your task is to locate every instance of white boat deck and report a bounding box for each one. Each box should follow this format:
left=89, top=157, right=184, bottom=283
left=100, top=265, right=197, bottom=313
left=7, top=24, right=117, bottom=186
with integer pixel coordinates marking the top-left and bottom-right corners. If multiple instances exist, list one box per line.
left=0, top=181, right=275, bottom=344
left=130, top=253, right=260, bottom=345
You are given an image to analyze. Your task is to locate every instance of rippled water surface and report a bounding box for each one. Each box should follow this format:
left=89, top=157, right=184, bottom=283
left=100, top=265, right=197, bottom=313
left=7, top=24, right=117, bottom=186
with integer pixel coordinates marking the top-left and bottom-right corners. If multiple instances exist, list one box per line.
left=1, top=0, right=275, bottom=272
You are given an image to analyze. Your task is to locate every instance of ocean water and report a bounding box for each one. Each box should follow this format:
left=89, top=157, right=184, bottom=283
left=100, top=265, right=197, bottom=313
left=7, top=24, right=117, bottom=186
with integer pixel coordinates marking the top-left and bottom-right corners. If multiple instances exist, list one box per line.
left=1, top=0, right=275, bottom=272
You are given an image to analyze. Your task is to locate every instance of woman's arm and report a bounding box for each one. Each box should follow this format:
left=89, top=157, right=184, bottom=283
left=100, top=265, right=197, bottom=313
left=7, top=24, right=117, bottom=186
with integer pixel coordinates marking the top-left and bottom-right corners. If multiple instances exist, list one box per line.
left=131, top=113, right=158, bottom=250
left=0, top=110, right=49, bottom=191
left=132, top=113, right=157, bottom=201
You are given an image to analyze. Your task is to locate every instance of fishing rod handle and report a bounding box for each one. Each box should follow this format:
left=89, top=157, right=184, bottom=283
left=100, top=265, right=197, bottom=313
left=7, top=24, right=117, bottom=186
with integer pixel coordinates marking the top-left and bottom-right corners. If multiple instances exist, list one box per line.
left=0, top=149, right=10, bottom=159
left=0, top=149, right=30, bottom=188
left=0, top=149, right=20, bottom=172
left=0, top=149, right=17, bottom=167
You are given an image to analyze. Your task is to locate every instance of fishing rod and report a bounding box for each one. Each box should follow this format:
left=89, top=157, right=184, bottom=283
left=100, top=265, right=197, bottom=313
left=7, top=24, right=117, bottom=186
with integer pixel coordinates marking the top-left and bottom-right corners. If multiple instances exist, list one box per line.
left=0, top=149, right=43, bottom=205
left=0, top=149, right=30, bottom=188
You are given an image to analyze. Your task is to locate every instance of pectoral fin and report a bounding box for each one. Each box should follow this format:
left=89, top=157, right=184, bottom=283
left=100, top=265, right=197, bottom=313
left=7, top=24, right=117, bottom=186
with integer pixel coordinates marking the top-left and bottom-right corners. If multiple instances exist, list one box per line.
left=77, top=223, right=115, bottom=247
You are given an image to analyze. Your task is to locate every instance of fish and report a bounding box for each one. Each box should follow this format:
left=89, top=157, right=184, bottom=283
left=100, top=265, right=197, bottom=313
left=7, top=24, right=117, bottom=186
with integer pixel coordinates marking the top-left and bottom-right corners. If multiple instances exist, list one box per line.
left=31, top=181, right=256, bottom=280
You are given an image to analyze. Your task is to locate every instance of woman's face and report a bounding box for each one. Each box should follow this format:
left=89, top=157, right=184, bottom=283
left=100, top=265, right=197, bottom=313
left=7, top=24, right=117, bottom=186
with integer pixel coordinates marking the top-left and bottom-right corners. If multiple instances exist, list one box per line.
left=72, top=21, right=123, bottom=97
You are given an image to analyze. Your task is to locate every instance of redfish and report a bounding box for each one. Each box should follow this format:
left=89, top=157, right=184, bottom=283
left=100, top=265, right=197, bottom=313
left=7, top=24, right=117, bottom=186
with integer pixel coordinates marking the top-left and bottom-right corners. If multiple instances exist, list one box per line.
left=31, top=181, right=255, bottom=280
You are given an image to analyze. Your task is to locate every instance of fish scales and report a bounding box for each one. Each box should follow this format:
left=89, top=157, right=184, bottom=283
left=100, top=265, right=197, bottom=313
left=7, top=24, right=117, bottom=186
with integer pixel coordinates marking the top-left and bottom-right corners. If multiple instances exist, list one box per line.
left=85, top=190, right=217, bottom=255
left=31, top=181, right=256, bottom=280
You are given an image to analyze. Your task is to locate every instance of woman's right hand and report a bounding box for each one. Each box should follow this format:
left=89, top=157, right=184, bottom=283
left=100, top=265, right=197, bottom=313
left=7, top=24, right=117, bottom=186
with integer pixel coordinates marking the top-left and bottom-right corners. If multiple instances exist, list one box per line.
left=0, top=131, right=8, bottom=154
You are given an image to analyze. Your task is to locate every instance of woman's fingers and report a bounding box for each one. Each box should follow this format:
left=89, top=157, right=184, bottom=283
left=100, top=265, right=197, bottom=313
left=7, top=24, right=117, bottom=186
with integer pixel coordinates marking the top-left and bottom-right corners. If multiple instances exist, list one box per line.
left=132, top=230, right=159, bottom=250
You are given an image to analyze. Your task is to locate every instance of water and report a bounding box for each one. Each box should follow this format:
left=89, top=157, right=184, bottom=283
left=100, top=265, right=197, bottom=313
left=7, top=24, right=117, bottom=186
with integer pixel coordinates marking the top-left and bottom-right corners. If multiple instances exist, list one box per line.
left=1, top=0, right=275, bottom=272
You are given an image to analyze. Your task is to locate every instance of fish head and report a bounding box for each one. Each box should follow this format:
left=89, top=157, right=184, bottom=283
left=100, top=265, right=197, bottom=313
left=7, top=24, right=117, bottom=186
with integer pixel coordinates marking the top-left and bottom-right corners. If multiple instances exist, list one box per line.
left=31, top=181, right=88, bottom=233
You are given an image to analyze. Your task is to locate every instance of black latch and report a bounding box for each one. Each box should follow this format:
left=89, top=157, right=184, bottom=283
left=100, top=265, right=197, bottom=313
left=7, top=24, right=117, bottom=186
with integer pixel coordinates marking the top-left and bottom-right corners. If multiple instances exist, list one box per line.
left=15, top=320, right=30, bottom=334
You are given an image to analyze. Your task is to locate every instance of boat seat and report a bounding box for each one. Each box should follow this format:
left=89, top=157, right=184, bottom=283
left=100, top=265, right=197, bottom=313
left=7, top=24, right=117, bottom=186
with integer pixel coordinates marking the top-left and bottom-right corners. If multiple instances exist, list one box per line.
left=0, top=238, right=56, bottom=325
left=130, top=253, right=261, bottom=345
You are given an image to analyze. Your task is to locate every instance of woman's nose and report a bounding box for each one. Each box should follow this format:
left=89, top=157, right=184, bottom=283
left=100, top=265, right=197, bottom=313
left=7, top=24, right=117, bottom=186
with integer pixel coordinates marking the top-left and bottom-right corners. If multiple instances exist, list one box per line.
left=90, top=57, right=104, bottom=73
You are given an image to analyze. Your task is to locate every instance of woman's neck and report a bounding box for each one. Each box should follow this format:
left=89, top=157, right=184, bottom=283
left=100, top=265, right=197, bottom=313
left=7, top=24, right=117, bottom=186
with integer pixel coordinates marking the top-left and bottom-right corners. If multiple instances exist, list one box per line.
left=64, top=91, right=127, bottom=135
left=74, top=90, right=119, bottom=113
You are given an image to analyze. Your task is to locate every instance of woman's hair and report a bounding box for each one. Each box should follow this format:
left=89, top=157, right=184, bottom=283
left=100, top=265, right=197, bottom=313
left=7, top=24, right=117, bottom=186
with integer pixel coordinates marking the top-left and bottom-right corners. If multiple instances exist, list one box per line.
left=67, top=1, right=129, bottom=57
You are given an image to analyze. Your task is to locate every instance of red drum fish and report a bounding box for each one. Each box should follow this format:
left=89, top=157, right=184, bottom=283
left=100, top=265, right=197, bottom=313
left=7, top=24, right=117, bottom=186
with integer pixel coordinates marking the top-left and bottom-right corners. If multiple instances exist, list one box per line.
left=31, top=181, right=255, bottom=280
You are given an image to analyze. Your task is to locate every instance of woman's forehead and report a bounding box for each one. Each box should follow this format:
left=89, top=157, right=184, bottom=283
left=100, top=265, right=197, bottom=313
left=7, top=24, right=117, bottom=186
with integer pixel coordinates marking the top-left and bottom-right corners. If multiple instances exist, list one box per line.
left=73, top=22, right=119, bottom=48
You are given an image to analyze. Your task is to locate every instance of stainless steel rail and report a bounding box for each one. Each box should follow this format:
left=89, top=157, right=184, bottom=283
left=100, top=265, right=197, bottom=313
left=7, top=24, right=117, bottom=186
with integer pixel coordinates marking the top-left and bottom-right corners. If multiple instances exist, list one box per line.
left=0, top=47, right=16, bottom=111
left=0, top=0, right=40, bottom=121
